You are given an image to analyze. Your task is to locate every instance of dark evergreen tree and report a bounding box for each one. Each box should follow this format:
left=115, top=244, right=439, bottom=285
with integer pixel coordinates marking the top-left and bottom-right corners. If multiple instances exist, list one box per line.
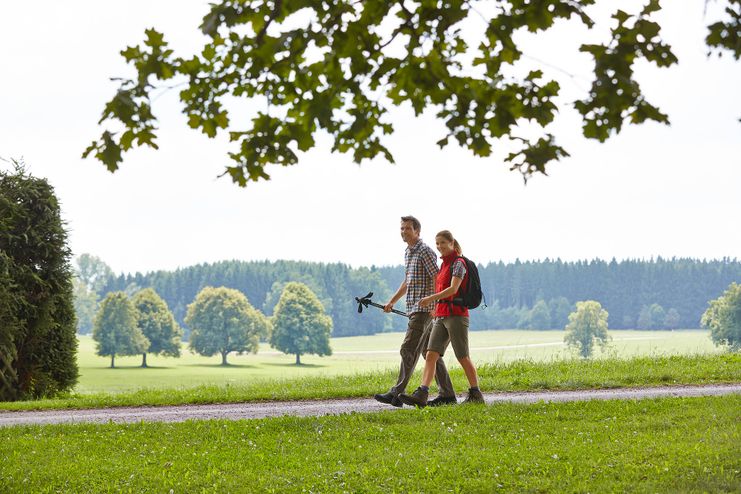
left=0, top=163, right=78, bottom=400
left=0, top=253, right=21, bottom=400
left=549, top=297, right=573, bottom=330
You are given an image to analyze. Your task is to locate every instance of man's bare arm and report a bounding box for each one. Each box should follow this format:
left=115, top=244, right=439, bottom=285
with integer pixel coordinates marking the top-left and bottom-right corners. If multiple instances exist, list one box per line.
left=384, top=280, right=407, bottom=312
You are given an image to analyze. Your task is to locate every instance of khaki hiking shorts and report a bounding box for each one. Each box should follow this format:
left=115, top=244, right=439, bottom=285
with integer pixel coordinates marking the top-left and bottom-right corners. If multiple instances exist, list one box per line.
left=427, top=316, right=470, bottom=360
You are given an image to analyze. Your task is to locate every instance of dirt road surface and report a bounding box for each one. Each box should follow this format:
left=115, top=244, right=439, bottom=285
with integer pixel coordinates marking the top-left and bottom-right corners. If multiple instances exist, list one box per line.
left=1, top=384, right=738, bottom=427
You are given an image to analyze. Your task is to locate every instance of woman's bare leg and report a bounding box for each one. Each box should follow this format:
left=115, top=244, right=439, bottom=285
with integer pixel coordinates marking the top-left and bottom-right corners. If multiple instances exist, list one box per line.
left=458, top=356, right=479, bottom=388
left=421, top=351, right=440, bottom=387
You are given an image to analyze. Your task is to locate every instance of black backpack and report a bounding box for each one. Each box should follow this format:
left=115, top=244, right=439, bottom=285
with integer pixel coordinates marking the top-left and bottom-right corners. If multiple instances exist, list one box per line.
left=451, top=256, right=485, bottom=309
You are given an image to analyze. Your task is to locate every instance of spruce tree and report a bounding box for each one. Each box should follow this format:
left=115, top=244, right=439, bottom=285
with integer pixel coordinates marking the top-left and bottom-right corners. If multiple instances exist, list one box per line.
left=0, top=163, right=78, bottom=400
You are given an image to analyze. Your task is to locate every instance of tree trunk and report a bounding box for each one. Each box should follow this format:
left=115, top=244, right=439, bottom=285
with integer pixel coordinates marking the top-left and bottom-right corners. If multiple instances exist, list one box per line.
left=110, top=354, right=115, bottom=368
left=221, top=351, right=228, bottom=366
left=141, top=353, right=148, bottom=368
left=295, top=353, right=301, bottom=365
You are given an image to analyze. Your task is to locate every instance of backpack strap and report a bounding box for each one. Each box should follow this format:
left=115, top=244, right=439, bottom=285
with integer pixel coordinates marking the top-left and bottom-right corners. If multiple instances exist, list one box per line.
left=450, top=256, right=469, bottom=307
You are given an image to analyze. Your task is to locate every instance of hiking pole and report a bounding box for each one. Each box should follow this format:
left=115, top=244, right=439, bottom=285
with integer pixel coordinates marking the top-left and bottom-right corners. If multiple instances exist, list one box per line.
left=355, top=292, right=409, bottom=318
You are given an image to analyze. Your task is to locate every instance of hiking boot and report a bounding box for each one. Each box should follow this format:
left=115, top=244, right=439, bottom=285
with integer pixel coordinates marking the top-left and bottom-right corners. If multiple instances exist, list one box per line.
left=428, top=395, right=458, bottom=407
left=374, top=391, right=403, bottom=408
left=399, top=387, right=429, bottom=408
left=462, top=388, right=485, bottom=405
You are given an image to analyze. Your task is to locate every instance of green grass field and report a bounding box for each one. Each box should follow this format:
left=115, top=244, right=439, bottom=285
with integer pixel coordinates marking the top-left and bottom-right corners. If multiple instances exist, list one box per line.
left=74, top=329, right=717, bottom=393
left=2, top=395, right=738, bottom=493
left=3, top=352, right=738, bottom=412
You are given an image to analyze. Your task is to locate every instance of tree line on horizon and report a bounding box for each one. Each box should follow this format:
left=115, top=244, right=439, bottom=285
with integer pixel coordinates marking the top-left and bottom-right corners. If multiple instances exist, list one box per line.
left=79, top=257, right=741, bottom=337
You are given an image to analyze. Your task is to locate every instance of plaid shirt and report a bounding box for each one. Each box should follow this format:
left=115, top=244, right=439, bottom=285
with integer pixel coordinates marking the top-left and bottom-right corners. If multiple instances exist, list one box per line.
left=404, top=239, right=439, bottom=313
left=451, top=258, right=467, bottom=279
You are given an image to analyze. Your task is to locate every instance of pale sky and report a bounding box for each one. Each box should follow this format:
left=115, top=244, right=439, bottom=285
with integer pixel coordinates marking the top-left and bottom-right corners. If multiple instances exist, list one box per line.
left=1, top=1, right=739, bottom=275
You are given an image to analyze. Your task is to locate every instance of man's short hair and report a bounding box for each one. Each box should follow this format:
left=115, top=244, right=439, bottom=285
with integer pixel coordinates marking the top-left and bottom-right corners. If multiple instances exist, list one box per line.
left=400, top=215, right=421, bottom=233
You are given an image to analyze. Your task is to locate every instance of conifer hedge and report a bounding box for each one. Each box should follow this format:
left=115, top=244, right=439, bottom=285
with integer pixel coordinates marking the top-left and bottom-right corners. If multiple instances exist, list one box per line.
left=0, top=162, right=78, bottom=400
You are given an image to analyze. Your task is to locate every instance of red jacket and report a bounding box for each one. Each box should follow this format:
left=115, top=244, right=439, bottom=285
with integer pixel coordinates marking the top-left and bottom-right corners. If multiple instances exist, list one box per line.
left=434, top=252, right=469, bottom=318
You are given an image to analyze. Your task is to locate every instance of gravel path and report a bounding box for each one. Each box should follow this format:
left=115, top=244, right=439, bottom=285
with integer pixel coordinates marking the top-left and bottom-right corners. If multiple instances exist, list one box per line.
left=1, top=384, right=739, bottom=427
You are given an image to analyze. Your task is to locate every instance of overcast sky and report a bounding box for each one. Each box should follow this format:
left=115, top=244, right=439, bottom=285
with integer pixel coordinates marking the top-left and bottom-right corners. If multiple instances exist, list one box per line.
left=1, top=1, right=739, bottom=276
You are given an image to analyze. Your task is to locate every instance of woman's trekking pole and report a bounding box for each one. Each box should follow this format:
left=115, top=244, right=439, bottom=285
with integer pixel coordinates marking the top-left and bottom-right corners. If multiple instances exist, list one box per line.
left=355, top=292, right=409, bottom=318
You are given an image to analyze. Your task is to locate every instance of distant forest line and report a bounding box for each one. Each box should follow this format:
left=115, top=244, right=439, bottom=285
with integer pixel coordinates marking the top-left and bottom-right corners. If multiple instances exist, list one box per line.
left=100, top=258, right=741, bottom=338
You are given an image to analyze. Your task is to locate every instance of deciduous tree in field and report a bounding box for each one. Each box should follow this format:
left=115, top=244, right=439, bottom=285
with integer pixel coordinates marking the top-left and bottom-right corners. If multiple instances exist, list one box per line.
left=132, top=288, right=183, bottom=367
left=85, top=0, right=740, bottom=185
left=271, top=282, right=332, bottom=365
left=75, top=254, right=114, bottom=294
left=93, top=292, right=149, bottom=368
left=565, top=300, right=610, bottom=358
left=529, top=299, right=552, bottom=329
left=664, top=308, right=681, bottom=330
left=637, top=303, right=666, bottom=330
left=0, top=162, right=78, bottom=400
left=185, top=286, right=267, bottom=365
left=702, top=283, right=741, bottom=350
left=72, top=277, right=98, bottom=335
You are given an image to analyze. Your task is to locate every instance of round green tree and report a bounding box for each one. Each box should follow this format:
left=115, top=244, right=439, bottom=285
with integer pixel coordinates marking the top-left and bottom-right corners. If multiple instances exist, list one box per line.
left=0, top=162, right=79, bottom=400
left=702, top=283, right=741, bottom=351
left=271, top=282, right=332, bottom=365
left=529, top=300, right=552, bottom=330
left=93, top=292, right=149, bottom=368
left=564, top=300, right=611, bottom=358
left=185, top=286, right=266, bottom=365
left=132, top=288, right=183, bottom=367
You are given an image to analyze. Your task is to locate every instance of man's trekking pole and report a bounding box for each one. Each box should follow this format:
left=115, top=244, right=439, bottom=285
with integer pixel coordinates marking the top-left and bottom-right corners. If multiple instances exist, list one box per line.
left=355, top=292, right=409, bottom=318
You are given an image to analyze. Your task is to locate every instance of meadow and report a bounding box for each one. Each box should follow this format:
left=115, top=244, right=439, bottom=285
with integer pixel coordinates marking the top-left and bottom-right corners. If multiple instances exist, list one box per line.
left=2, top=329, right=737, bottom=412
left=2, top=395, right=739, bottom=493
left=74, top=329, right=717, bottom=393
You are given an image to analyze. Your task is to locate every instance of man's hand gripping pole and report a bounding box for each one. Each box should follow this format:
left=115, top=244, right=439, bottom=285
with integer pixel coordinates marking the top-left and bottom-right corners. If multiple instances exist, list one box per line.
left=355, top=292, right=409, bottom=318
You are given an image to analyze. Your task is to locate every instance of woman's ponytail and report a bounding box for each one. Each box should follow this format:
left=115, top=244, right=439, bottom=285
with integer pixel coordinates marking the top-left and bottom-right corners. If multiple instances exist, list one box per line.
left=453, top=239, right=462, bottom=255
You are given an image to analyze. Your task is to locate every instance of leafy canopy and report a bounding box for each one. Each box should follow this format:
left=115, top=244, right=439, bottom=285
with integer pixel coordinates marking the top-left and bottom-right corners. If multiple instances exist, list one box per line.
left=270, top=282, right=332, bottom=363
left=564, top=300, right=610, bottom=358
left=185, top=286, right=269, bottom=364
left=93, top=292, right=150, bottom=362
left=132, top=288, right=183, bottom=357
left=702, top=282, right=741, bottom=350
left=83, top=0, right=741, bottom=185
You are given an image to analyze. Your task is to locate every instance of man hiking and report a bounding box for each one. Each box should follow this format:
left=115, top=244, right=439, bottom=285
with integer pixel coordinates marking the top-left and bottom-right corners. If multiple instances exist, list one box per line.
left=374, top=216, right=456, bottom=407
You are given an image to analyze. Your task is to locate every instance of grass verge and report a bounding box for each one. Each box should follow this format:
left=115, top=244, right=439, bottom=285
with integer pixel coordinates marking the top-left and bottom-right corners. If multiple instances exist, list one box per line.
left=1, top=395, right=739, bottom=493
left=1, top=353, right=739, bottom=411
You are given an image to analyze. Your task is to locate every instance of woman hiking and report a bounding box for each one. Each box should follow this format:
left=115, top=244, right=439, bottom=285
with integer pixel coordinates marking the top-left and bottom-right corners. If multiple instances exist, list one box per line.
left=399, top=230, right=485, bottom=407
